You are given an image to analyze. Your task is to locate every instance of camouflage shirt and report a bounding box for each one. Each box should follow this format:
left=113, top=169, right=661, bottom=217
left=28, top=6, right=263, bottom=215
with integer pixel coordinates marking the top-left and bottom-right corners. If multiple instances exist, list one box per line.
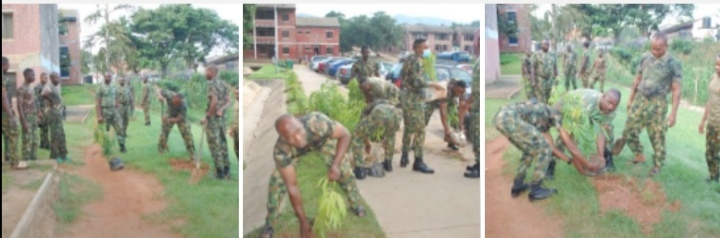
left=581, top=50, right=592, bottom=72
left=498, top=100, right=563, bottom=133
left=17, top=84, right=37, bottom=115
left=141, top=83, right=150, bottom=104
left=96, top=84, right=118, bottom=108
left=555, top=89, right=615, bottom=127
left=637, top=52, right=682, bottom=97
left=207, top=78, right=229, bottom=116
left=351, top=59, right=379, bottom=80
left=563, top=51, right=578, bottom=74
left=471, top=61, right=480, bottom=112
left=160, top=90, right=187, bottom=119
left=532, top=51, right=557, bottom=79
left=367, top=77, right=400, bottom=105
left=273, top=112, right=339, bottom=168
left=400, top=54, right=427, bottom=94
left=707, top=74, right=720, bottom=126
left=118, top=85, right=133, bottom=105
left=522, top=55, right=532, bottom=77
left=34, top=83, right=47, bottom=111
left=42, top=84, right=63, bottom=111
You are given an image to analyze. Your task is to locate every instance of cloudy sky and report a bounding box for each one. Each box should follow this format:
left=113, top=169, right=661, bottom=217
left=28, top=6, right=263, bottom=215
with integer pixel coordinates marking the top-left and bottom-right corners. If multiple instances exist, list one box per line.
left=296, top=4, right=481, bottom=24
left=58, top=4, right=240, bottom=57
left=534, top=4, right=720, bottom=27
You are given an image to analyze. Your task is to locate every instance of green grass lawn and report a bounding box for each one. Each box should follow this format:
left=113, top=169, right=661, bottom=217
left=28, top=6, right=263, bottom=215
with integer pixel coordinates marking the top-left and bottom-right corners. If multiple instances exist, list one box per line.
left=490, top=83, right=720, bottom=237
left=61, top=85, right=97, bottom=106
left=500, top=53, right=523, bottom=76
left=246, top=65, right=292, bottom=80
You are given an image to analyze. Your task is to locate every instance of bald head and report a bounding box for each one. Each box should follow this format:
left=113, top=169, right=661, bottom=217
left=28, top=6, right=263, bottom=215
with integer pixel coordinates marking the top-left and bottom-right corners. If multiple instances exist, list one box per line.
left=360, top=81, right=373, bottom=93
left=600, top=88, right=622, bottom=114
left=541, top=40, right=550, bottom=52
left=650, top=32, right=668, bottom=59
left=50, top=72, right=61, bottom=85
left=275, top=114, right=308, bottom=148
left=205, top=65, right=219, bottom=81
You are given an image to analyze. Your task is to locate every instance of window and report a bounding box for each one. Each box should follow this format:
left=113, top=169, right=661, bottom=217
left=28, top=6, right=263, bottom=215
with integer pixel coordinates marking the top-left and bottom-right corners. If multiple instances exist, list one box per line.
left=509, top=36, right=519, bottom=45
left=326, top=47, right=334, bottom=55
left=464, top=34, right=474, bottom=41
left=281, top=13, right=289, bottom=21
left=702, top=17, right=712, bottom=29
left=464, top=45, right=471, bottom=52
left=256, top=27, right=275, bottom=37
left=297, top=30, right=303, bottom=35
left=2, top=12, right=13, bottom=40
left=306, top=30, right=310, bottom=34
left=413, top=33, right=427, bottom=39
left=282, top=30, right=289, bottom=38
left=326, top=31, right=334, bottom=39
left=60, top=46, right=70, bottom=78
left=507, top=11, right=517, bottom=26
left=282, top=47, right=290, bottom=55
left=256, top=9, right=274, bottom=20
left=436, top=33, right=448, bottom=40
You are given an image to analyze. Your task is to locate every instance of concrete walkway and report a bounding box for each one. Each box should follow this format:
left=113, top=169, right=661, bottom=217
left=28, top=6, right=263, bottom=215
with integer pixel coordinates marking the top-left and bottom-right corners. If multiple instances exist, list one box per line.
left=292, top=66, right=347, bottom=95
left=485, top=75, right=523, bottom=99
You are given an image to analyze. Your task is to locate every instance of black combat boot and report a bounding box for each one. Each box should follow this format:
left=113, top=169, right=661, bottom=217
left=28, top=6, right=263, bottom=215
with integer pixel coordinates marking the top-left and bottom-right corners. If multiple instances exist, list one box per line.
left=545, top=161, right=557, bottom=180
left=215, top=168, right=225, bottom=180
left=467, top=163, right=480, bottom=171
left=119, top=143, right=127, bottom=153
left=382, top=160, right=393, bottom=172
left=604, top=148, right=615, bottom=172
left=464, top=164, right=480, bottom=178
left=400, top=152, right=409, bottom=168
left=354, top=167, right=367, bottom=180
left=529, top=180, right=558, bottom=201
left=259, top=226, right=273, bottom=238
left=412, top=157, right=435, bottom=174
left=511, top=177, right=530, bottom=198
left=109, top=157, right=125, bottom=171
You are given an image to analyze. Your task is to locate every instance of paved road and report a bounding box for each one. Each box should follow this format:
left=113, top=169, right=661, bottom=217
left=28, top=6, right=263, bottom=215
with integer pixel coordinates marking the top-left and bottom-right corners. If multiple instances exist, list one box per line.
left=292, top=66, right=347, bottom=95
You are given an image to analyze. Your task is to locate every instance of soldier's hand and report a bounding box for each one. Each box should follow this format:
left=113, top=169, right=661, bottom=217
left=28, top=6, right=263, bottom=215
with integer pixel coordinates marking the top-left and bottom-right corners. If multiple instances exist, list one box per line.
left=300, top=221, right=313, bottom=238
left=667, top=114, right=677, bottom=128
left=216, top=110, right=224, bottom=117
left=699, top=123, right=706, bottom=134
left=328, top=165, right=341, bottom=182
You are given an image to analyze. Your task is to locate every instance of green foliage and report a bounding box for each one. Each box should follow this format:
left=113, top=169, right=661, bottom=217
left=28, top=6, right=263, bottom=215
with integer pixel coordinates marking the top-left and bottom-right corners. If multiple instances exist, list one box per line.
left=93, top=123, right=115, bottom=157
left=670, top=39, right=693, bottom=55
left=313, top=178, right=348, bottom=238
left=308, top=83, right=364, bottom=132
left=347, top=79, right=365, bottom=104
left=497, top=11, right=519, bottom=38
left=54, top=174, right=103, bottom=225
left=423, top=54, right=437, bottom=82
left=243, top=4, right=256, bottom=50
left=332, top=11, right=403, bottom=52
left=285, top=73, right=310, bottom=116
left=500, top=53, right=519, bottom=65
left=557, top=93, right=597, bottom=155
left=570, top=4, right=695, bottom=39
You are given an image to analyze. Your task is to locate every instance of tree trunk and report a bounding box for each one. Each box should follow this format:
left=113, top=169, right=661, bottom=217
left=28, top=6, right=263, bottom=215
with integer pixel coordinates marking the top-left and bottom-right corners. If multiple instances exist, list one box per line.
left=104, top=4, right=110, bottom=73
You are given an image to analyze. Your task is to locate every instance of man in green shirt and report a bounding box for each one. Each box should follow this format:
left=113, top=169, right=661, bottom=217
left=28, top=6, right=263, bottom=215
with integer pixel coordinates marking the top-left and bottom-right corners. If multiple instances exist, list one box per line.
left=563, top=45, right=579, bottom=91
left=350, top=46, right=380, bottom=83
left=118, top=77, right=133, bottom=138
left=36, top=73, right=50, bottom=150
left=2, top=56, right=20, bottom=168
left=96, top=72, right=127, bottom=153
left=156, top=87, right=195, bottom=160
left=531, top=39, right=558, bottom=104
left=699, top=55, right=720, bottom=184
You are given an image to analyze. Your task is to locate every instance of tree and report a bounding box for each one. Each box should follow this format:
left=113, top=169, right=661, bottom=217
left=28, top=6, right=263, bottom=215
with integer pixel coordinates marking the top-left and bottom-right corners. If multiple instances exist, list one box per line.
left=570, top=4, right=695, bottom=41
left=243, top=4, right=256, bottom=50
left=471, top=21, right=481, bottom=28
left=329, top=11, right=403, bottom=53
left=81, top=49, right=93, bottom=75
left=84, top=4, right=136, bottom=73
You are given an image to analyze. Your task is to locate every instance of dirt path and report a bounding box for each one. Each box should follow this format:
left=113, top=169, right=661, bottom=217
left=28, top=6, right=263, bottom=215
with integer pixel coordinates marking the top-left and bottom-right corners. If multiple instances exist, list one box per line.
left=485, top=137, right=564, bottom=238
left=58, top=145, right=179, bottom=238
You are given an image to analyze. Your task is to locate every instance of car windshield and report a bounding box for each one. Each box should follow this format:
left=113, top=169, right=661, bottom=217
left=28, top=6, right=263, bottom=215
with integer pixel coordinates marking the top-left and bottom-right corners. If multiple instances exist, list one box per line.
left=452, top=69, right=472, bottom=82
left=313, top=56, right=328, bottom=62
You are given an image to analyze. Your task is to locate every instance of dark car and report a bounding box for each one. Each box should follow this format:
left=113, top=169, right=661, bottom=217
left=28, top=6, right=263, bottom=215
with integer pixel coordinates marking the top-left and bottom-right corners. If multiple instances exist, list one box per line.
left=387, top=64, right=473, bottom=97
left=327, top=59, right=354, bottom=77
left=338, top=61, right=393, bottom=84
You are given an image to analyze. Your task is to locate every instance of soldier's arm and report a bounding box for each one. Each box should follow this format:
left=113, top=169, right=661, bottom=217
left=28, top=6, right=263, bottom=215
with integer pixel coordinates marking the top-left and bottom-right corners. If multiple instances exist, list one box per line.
left=18, top=91, right=28, bottom=129
left=207, top=90, right=218, bottom=118
left=218, top=84, right=234, bottom=115
left=669, top=82, right=681, bottom=125
left=438, top=101, right=451, bottom=136
left=350, top=64, right=358, bottom=81
left=329, top=123, right=351, bottom=169
left=596, top=124, right=608, bottom=156
left=1, top=86, right=14, bottom=119
left=542, top=132, right=572, bottom=163
left=374, top=63, right=380, bottom=77
left=95, top=89, right=102, bottom=120
left=277, top=165, right=310, bottom=228
left=557, top=127, right=586, bottom=161
left=628, top=74, right=642, bottom=107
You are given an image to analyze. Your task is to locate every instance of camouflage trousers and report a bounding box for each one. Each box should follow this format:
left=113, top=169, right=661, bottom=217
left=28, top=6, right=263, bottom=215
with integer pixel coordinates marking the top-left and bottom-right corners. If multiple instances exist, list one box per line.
left=21, top=116, right=38, bottom=161
left=39, top=116, right=50, bottom=149
left=706, top=124, right=720, bottom=180
left=2, top=115, right=20, bottom=164
left=159, top=120, right=195, bottom=156
left=494, top=112, right=552, bottom=183
left=206, top=116, right=229, bottom=170
left=534, top=76, right=555, bottom=104
left=46, top=109, right=67, bottom=159
left=621, top=94, right=668, bottom=167
left=352, top=104, right=401, bottom=167
left=591, top=72, right=607, bottom=92
left=401, top=92, right=427, bottom=157
left=470, top=105, right=480, bottom=163
left=424, top=100, right=461, bottom=129
left=142, top=102, right=151, bottom=124
left=580, top=72, right=591, bottom=88
left=265, top=139, right=361, bottom=228
left=119, top=104, right=133, bottom=136
left=564, top=69, right=578, bottom=92
left=101, top=107, right=126, bottom=145
left=232, top=125, right=239, bottom=160
left=522, top=75, right=535, bottom=100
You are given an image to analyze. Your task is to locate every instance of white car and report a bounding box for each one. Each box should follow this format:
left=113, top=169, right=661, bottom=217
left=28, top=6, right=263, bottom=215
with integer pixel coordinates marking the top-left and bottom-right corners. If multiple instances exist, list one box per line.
left=310, top=56, right=331, bottom=71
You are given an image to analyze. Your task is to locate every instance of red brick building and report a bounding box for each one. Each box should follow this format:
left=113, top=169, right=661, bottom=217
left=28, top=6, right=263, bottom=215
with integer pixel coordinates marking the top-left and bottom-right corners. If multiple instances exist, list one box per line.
left=485, top=4, right=501, bottom=85
left=244, top=4, right=340, bottom=61
left=497, top=4, right=532, bottom=53
left=58, top=9, right=82, bottom=85
left=402, top=25, right=478, bottom=54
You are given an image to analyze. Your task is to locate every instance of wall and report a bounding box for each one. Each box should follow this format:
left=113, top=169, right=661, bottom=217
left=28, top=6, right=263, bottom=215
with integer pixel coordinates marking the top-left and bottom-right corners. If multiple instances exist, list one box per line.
left=485, top=4, right=501, bottom=85
left=59, top=15, right=82, bottom=84
left=497, top=4, right=532, bottom=53
left=294, top=26, right=340, bottom=59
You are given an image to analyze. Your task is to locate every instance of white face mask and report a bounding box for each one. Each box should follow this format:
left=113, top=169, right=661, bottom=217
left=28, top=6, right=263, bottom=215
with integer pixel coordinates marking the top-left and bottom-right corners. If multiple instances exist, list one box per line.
left=423, top=49, right=432, bottom=58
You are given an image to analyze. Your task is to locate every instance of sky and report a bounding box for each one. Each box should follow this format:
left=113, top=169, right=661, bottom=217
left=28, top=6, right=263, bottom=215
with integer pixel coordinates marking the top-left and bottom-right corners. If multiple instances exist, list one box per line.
left=534, top=4, right=720, bottom=27
left=295, top=4, right=481, bottom=24
left=58, top=4, right=240, bottom=57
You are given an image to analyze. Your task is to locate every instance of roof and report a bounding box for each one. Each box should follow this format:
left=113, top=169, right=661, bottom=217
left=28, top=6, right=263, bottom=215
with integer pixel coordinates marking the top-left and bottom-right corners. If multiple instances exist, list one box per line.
left=256, top=4, right=296, bottom=10
left=404, top=24, right=454, bottom=34
left=660, top=21, right=694, bottom=34
left=296, top=17, right=340, bottom=28
left=207, top=54, right=239, bottom=65
left=457, top=27, right=478, bottom=34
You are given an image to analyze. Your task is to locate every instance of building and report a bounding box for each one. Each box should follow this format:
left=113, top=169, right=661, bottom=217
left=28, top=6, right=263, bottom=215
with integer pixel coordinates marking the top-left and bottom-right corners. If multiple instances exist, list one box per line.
left=497, top=4, right=532, bottom=53
left=485, top=4, right=501, bottom=85
left=201, top=53, right=239, bottom=72
left=244, top=4, right=340, bottom=61
left=2, top=4, right=60, bottom=97
left=661, top=15, right=720, bottom=42
left=59, top=9, right=82, bottom=85
left=402, top=24, right=478, bottom=54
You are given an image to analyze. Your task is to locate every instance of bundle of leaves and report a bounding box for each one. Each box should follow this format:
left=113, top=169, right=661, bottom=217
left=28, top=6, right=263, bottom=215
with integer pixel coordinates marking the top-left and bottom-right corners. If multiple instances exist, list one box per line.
left=93, top=123, right=115, bottom=157
left=557, top=93, right=597, bottom=155
left=313, top=178, right=348, bottom=238
left=308, top=82, right=363, bottom=132
left=347, top=79, right=365, bottom=104
left=285, top=73, right=310, bottom=116
left=423, top=54, right=437, bottom=82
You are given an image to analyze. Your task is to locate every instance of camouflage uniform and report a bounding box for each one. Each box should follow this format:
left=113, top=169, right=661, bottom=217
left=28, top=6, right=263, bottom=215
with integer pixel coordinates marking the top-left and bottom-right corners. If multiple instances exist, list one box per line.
left=494, top=101, right=563, bottom=183
left=233, top=99, right=239, bottom=159
left=351, top=59, right=379, bottom=81
left=353, top=104, right=401, bottom=167
left=206, top=78, right=230, bottom=170
left=141, top=82, right=151, bottom=124
left=158, top=90, right=195, bottom=156
left=470, top=62, right=481, bottom=163
left=424, top=80, right=461, bottom=129
left=44, top=84, right=67, bottom=159
left=400, top=54, right=428, bottom=157
left=17, top=83, right=38, bottom=161
left=522, top=55, right=535, bottom=100
left=620, top=53, right=682, bottom=168
left=591, top=57, right=607, bottom=92
left=580, top=50, right=592, bottom=88
left=96, top=83, right=126, bottom=145
left=563, top=51, right=578, bottom=91
left=265, top=112, right=362, bottom=228
left=362, top=78, right=400, bottom=117
left=532, top=51, right=558, bottom=104
left=35, top=83, right=49, bottom=149
left=2, top=74, right=20, bottom=164
left=118, top=85, right=133, bottom=136
left=553, top=89, right=616, bottom=153
left=705, top=74, right=720, bottom=180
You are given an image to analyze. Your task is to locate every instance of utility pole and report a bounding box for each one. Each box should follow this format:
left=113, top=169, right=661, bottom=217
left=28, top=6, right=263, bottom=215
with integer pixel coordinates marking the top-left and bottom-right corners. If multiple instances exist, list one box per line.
left=253, top=12, right=257, bottom=60
left=274, top=4, right=279, bottom=74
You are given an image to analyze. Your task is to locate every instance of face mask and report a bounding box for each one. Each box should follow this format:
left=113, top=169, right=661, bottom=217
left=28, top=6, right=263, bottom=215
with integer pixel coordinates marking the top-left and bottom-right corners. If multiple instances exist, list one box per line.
left=423, top=49, right=431, bottom=58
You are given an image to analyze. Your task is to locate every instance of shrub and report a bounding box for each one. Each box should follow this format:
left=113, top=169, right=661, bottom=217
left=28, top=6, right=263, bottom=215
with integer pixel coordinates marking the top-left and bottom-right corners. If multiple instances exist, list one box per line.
left=500, top=53, right=518, bottom=65
left=670, top=39, right=693, bottom=55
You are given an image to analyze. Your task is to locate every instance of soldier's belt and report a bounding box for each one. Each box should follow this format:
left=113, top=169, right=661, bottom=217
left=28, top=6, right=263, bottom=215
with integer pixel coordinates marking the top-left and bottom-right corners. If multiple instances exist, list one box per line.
left=638, top=87, right=668, bottom=98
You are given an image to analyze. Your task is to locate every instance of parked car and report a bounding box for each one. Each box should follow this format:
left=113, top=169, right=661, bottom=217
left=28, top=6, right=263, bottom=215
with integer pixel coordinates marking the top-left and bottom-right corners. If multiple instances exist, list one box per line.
left=337, top=61, right=394, bottom=84
left=327, top=59, right=355, bottom=78
left=318, top=58, right=344, bottom=73
left=456, top=64, right=474, bottom=74
left=437, top=51, right=471, bottom=63
left=386, top=64, right=473, bottom=97
left=386, top=63, right=404, bottom=87
left=310, top=56, right=330, bottom=71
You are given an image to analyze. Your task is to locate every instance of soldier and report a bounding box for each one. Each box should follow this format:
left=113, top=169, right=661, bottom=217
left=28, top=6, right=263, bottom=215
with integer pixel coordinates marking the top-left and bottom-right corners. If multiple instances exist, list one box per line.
left=2, top=57, right=21, bottom=168
left=531, top=39, right=558, bottom=104
left=118, top=77, right=133, bottom=137
left=548, top=88, right=621, bottom=179
left=202, top=66, right=233, bottom=179
left=563, top=45, right=578, bottom=91
left=17, top=68, right=41, bottom=161
left=579, top=40, right=593, bottom=88
left=521, top=50, right=535, bottom=100
left=424, top=79, right=468, bottom=151
left=590, top=50, right=608, bottom=92
left=465, top=60, right=481, bottom=179
left=229, top=89, right=239, bottom=159
left=494, top=100, right=597, bottom=201
left=613, top=33, right=683, bottom=177
left=140, top=76, right=152, bottom=126
left=36, top=73, right=50, bottom=150
left=260, top=113, right=366, bottom=238
left=95, top=72, right=127, bottom=153
left=350, top=46, right=380, bottom=83
left=155, top=87, right=195, bottom=159
left=399, top=38, right=435, bottom=174
left=698, top=55, right=720, bottom=184
left=43, top=73, right=69, bottom=162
